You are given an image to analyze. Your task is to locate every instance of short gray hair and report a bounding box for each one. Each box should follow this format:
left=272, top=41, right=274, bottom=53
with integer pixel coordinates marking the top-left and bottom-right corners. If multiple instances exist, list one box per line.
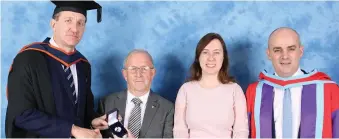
left=123, top=49, right=154, bottom=68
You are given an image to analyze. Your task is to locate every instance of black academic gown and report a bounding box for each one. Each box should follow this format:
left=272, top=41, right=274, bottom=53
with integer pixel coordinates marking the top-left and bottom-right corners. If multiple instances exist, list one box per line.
left=5, top=38, right=98, bottom=138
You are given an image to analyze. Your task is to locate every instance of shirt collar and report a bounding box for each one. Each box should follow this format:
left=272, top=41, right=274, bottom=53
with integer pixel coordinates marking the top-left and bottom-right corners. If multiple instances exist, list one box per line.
left=49, top=37, right=59, bottom=47
left=127, top=90, right=150, bottom=105
left=274, top=67, right=303, bottom=77
left=49, top=37, right=75, bottom=52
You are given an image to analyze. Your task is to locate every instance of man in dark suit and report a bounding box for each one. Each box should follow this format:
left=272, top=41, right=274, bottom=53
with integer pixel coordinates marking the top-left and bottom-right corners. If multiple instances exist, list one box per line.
left=98, top=49, right=174, bottom=138
left=6, top=1, right=108, bottom=138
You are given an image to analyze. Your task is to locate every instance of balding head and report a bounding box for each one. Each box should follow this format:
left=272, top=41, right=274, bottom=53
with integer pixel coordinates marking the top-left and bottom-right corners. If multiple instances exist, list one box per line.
left=266, top=27, right=304, bottom=78
left=268, top=27, right=301, bottom=48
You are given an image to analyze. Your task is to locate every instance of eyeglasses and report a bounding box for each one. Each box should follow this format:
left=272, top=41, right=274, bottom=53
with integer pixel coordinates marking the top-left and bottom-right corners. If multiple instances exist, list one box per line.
left=124, top=66, right=154, bottom=74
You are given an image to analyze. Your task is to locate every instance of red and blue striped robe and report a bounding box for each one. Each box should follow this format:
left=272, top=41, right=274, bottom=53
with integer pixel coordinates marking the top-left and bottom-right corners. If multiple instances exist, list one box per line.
left=246, top=70, right=339, bottom=138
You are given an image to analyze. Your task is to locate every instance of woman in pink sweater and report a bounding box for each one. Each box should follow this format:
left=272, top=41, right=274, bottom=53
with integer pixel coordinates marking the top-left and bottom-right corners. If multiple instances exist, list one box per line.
left=173, top=33, right=248, bottom=138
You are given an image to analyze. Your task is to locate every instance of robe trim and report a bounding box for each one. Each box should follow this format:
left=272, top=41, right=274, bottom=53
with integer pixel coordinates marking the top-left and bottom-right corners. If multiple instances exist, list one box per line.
left=6, top=41, right=88, bottom=99
left=315, top=82, right=324, bottom=138
left=24, top=48, right=88, bottom=67
left=262, top=80, right=336, bottom=89
left=254, top=81, right=264, bottom=138
left=261, top=69, right=318, bottom=81
left=254, top=80, right=327, bottom=138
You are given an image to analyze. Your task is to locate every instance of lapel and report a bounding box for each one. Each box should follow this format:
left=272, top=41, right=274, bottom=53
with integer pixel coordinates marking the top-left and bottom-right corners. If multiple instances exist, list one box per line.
left=76, top=62, right=86, bottom=114
left=42, top=55, right=59, bottom=115
left=139, top=90, right=159, bottom=138
left=115, top=90, right=127, bottom=124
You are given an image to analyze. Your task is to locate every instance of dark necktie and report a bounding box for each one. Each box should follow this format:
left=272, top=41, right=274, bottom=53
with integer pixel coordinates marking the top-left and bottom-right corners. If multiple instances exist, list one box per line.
left=62, top=65, right=77, bottom=104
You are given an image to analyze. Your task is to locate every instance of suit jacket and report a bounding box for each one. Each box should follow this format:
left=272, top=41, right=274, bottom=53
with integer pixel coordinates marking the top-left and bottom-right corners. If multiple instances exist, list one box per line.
left=98, top=90, right=174, bottom=138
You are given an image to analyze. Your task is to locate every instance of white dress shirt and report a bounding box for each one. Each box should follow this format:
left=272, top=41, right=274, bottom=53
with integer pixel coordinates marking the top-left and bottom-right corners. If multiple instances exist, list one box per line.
left=124, top=91, right=150, bottom=128
left=49, top=37, right=78, bottom=98
left=273, top=68, right=303, bottom=138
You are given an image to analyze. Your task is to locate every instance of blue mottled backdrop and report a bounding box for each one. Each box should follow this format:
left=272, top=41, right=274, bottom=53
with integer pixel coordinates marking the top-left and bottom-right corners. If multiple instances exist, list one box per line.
left=1, top=1, right=339, bottom=137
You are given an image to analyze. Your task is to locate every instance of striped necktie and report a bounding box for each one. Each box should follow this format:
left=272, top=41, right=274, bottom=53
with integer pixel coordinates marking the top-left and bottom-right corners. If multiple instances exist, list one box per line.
left=62, top=65, right=77, bottom=104
left=128, top=98, right=142, bottom=138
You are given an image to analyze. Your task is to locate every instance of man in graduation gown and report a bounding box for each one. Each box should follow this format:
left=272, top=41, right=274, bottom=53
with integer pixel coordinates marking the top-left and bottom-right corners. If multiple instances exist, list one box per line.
left=246, top=27, right=339, bottom=138
left=5, top=1, right=109, bottom=138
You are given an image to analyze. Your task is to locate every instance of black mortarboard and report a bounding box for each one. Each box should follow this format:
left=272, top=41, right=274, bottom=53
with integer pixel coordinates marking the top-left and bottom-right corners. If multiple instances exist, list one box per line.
left=52, top=1, right=102, bottom=23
